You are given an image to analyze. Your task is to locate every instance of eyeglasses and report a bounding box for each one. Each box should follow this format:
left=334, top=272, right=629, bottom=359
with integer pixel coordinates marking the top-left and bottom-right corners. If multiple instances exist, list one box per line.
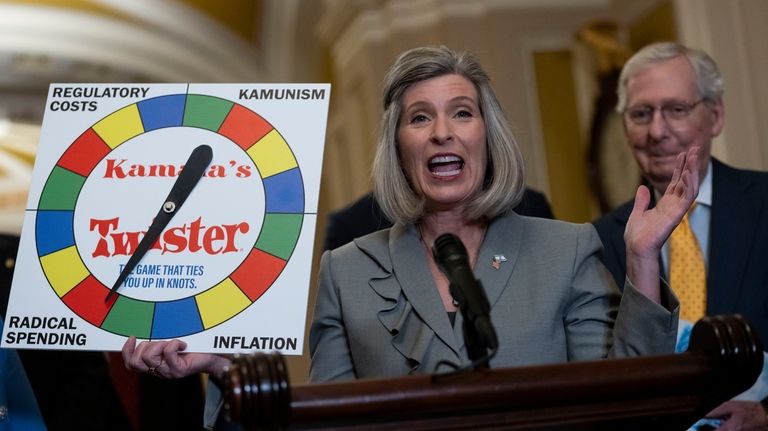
left=624, top=99, right=704, bottom=127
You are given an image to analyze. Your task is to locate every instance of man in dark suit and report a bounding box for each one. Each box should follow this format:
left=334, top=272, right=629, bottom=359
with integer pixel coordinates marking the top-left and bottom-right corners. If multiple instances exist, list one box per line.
left=593, top=42, right=768, bottom=429
left=324, top=188, right=554, bottom=251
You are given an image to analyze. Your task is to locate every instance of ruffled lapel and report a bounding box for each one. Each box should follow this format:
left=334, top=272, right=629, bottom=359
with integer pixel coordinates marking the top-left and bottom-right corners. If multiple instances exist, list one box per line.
left=356, top=223, right=461, bottom=370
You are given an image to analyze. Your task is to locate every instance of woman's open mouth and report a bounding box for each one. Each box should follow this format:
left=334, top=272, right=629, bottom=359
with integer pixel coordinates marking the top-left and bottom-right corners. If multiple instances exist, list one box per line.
left=428, top=155, right=464, bottom=177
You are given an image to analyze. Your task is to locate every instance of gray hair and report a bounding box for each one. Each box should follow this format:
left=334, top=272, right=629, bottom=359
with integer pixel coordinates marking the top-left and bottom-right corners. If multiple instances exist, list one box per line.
left=616, top=42, right=723, bottom=112
left=372, top=46, right=525, bottom=224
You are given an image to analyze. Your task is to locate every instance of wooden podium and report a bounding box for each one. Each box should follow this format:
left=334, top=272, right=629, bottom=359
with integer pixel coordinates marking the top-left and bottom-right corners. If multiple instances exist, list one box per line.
left=222, top=315, right=763, bottom=430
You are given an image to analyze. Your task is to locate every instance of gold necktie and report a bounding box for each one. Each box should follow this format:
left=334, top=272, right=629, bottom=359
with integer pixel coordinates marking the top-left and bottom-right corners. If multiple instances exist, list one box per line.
left=669, top=204, right=706, bottom=321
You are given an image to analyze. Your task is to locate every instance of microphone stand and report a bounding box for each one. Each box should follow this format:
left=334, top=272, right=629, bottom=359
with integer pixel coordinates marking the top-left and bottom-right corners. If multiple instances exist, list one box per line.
left=433, top=233, right=498, bottom=372
left=461, top=306, right=491, bottom=369
left=448, top=279, right=499, bottom=370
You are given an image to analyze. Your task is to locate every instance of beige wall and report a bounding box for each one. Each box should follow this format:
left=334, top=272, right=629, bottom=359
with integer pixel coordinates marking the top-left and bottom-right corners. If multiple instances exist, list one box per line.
left=310, top=0, right=680, bottom=227
left=534, top=50, right=593, bottom=222
left=312, top=0, right=768, bottom=231
left=675, top=0, right=768, bottom=171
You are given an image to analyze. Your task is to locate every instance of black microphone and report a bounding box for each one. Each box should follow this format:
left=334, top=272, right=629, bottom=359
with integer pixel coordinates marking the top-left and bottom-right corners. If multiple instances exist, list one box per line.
left=432, top=233, right=498, bottom=366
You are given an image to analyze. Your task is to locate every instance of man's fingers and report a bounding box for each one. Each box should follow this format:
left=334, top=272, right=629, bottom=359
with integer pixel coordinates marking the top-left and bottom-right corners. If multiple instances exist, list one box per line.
left=631, top=184, right=651, bottom=216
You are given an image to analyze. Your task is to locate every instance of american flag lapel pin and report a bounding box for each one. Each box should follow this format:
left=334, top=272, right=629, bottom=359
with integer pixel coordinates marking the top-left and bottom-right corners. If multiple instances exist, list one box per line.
left=491, top=254, right=507, bottom=270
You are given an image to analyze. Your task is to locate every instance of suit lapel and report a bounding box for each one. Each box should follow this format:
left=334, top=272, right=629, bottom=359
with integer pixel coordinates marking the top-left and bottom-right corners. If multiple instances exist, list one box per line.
left=475, top=213, right=524, bottom=307
left=600, top=161, right=760, bottom=312
left=451, top=213, right=524, bottom=352
left=707, top=160, right=760, bottom=313
left=387, top=223, right=461, bottom=355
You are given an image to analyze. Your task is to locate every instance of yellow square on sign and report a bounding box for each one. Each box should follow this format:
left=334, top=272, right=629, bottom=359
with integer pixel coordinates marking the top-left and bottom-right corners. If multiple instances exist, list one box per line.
left=93, top=104, right=144, bottom=149
left=40, top=246, right=89, bottom=297
left=247, top=129, right=298, bottom=178
left=196, top=278, right=251, bottom=328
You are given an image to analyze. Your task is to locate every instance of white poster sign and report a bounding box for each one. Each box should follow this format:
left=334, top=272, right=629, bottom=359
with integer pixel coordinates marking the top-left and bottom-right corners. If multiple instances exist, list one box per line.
left=1, top=83, right=330, bottom=354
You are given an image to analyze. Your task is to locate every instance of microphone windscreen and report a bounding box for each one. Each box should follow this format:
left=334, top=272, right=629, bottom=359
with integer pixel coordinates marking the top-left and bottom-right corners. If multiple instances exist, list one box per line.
left=433, top=233, right=469, bottom=274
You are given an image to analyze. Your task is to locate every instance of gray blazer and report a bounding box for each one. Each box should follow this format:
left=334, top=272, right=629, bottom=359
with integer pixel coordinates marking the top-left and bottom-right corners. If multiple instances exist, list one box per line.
left=310, top=212, right=679, bottom=382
